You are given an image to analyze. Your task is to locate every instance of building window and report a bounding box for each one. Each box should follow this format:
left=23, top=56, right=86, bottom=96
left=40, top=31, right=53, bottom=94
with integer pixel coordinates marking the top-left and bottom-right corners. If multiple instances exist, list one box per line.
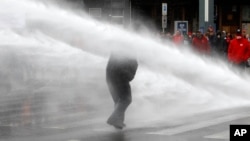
left=89, top=8, right=102, bottom=17
left=232, top=5, right=237, bottom=12
left=112, top=8, right=124, bottom=16
left=242, top=6, right=250, bottom=21
left=111, top=8, right=124, bottom=25
left=111, top=0, right=124, bottom=8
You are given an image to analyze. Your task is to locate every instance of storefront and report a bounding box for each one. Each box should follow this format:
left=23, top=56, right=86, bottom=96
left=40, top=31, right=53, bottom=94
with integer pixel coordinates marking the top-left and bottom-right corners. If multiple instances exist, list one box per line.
left=83, top=0, right=250, bottom=34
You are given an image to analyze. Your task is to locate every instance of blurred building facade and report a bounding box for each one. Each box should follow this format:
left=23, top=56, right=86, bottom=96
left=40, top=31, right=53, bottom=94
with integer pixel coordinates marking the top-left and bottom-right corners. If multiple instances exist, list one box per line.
left=82, top=0, right=131, bottom=27
left=81, top=0, right=250, bottom=34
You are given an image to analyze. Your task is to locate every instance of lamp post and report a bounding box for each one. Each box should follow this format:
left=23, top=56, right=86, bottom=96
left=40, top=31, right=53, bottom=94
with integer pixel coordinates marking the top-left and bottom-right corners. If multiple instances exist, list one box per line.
left=199, top=0, right=214, bottom=33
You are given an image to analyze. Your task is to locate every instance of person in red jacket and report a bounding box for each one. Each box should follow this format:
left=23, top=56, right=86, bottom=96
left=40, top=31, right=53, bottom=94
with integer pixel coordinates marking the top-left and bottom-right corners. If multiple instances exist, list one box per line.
left=191, top=30, right=210, bottom=54
left=227, top=29, right=250, bottom=68
left=172, top=30, right=184, bottom=46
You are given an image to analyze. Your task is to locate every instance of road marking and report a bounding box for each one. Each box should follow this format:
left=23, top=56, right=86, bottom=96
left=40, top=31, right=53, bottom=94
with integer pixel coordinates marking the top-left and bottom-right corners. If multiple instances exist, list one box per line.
left=147, top=113, right=250, bottom=136
left=204, top=130, right=229, bottom=139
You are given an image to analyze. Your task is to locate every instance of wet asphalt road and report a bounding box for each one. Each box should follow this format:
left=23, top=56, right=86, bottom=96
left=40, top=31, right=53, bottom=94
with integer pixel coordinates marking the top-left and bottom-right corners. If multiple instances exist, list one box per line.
left=1, top=106, right=250, bottom=141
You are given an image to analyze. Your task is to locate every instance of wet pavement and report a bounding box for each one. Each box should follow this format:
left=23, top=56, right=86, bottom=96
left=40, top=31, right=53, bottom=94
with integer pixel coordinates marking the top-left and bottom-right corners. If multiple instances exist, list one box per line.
left=1, top=106, right=250, bottom=141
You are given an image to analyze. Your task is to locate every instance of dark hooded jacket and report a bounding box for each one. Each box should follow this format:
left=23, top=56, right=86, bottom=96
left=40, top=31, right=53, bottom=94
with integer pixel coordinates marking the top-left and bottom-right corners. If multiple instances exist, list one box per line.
left=106, top=53, right=138, bottom=82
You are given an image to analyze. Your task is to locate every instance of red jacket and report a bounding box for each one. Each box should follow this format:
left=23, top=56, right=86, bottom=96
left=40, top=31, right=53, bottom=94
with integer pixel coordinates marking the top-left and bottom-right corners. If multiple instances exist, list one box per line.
left=227, top=36, right=250, bottom=64
left=172, top=34, right=184, bottom=45
left=192, top=36, right=210, bottom=54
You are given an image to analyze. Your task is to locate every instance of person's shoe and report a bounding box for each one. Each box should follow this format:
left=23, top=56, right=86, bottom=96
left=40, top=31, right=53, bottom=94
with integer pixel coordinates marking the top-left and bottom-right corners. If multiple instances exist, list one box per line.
left=107, top=118, right=125, bottom=129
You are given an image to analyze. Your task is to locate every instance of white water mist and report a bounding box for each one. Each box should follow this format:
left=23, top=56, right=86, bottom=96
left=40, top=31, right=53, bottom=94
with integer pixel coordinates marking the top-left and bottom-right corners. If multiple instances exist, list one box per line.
left=0, top=0, right=250, bottom=132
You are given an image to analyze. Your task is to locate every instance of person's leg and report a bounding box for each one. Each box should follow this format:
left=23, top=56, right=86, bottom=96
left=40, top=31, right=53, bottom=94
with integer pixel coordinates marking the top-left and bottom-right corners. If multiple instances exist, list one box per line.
left=107, top=81, right=132, bottom=129
left=106, top=79, right=119, bottom=105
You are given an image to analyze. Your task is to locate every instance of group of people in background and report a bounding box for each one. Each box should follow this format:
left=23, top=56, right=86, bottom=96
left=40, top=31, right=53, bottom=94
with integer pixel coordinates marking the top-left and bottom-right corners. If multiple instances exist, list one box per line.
left=160, top=27, right=250, bottom=70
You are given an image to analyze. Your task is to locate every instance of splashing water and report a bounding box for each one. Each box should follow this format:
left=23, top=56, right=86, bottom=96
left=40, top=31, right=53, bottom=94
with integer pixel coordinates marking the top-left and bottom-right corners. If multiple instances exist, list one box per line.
left=1, top=0, right=250, bottom=138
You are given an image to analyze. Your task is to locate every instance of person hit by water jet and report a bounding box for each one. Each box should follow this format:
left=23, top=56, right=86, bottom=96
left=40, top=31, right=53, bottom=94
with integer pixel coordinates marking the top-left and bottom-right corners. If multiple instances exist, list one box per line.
left=106, top=52, right=138, bottom=129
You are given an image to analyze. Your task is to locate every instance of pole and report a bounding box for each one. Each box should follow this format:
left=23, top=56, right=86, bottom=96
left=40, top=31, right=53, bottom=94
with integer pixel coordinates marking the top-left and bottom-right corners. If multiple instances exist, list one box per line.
left=130, top=0, right=131, bottom=25
left=162, top=3, right=167, bottom=33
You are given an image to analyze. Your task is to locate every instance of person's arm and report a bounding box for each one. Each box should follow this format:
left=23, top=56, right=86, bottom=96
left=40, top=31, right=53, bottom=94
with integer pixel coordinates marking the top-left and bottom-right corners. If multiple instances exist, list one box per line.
left=122, top=59, right=138, bottom=81
left=243, top=42, right=250, bottom=61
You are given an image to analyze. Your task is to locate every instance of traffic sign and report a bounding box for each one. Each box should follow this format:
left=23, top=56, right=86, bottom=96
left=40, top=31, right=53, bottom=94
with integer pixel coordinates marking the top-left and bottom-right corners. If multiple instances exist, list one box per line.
left=162, top=3, right=167, bottom=16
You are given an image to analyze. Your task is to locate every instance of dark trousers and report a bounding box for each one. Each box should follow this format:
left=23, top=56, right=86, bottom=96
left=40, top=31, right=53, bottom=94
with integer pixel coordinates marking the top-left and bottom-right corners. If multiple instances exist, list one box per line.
left=106, top=77, right=132, bottom=124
